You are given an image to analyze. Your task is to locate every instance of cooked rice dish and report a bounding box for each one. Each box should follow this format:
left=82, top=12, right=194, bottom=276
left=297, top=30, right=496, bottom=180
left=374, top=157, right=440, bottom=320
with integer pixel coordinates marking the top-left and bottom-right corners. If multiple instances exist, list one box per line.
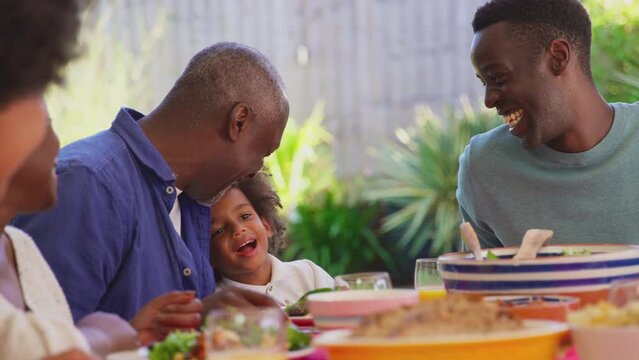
left=352, top=295, right=522, bottom=338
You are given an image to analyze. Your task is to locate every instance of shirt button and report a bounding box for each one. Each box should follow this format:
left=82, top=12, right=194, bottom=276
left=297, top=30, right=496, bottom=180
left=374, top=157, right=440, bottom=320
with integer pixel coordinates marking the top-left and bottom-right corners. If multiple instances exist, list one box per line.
left=183, top=267, right=192, bottom=276
left=285, top=300, right=290, bottom=305
left=267, top=285, right=273, bottom=292
left=166, top=186, right=175, bottom=195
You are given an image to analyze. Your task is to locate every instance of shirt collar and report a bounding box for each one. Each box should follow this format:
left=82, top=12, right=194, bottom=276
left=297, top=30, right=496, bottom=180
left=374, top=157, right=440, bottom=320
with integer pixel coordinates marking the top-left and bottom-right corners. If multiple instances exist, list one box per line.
left=220, top=254, right=280, bottom=288
left=110, top=107, right=175, bottom=182
left=269, top=254, right=284, bottom=283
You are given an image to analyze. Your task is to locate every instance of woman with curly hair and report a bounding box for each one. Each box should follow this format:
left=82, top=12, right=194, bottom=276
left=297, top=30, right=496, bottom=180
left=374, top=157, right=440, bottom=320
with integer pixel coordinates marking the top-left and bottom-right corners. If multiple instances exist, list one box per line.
left=209, top=172, right=341, bottom=306
left=0, top=0, right=82, bottom=201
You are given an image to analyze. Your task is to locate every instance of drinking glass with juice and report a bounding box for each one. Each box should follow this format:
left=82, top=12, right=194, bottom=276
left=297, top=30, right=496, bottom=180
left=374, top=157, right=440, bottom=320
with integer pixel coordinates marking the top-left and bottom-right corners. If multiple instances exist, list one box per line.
left=414, top=258, right=446, bottom=301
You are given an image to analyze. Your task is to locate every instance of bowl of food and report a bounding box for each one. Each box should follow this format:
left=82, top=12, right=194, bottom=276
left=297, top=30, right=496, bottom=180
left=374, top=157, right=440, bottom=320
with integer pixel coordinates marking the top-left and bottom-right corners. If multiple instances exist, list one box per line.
left=313, top=296, right=568, bottom=360
left=306, top=289, right=419, bottom=330
left=568, top=300, right=639, bottom=360
left=483, top=295, right=580, bottom=322
left=438, top=244, right=639, bottom=304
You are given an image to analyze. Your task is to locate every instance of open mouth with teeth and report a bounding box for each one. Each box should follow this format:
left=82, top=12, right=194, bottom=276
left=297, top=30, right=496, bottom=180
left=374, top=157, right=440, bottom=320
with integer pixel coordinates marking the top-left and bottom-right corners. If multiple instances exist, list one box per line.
left=503, top=109, right=524, bottom=129
left=236, top=239, right=258, bottom=255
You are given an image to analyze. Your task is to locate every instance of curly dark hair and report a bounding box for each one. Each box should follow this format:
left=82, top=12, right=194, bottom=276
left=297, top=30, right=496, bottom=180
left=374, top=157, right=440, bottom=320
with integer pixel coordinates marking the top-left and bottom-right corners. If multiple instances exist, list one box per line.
left=472, top=0, right=592, bottom=79
left=235, top=172, right=287, bottom=256
left=0, top=0, right=84, bottom=108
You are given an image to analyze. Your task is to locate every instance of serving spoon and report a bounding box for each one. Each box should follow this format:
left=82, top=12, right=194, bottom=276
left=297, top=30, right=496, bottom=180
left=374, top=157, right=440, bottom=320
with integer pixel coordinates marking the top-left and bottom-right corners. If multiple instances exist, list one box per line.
left=513, top=229, right=554, bottom=260
left=460, top=222, right=483, bottom=260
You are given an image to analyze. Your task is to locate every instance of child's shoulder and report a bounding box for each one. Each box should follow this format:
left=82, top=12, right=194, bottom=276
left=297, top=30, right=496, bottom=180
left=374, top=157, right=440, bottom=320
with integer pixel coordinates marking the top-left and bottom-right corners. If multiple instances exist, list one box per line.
left=276, top=256, right=322, bottom=273
left=273, top=256, right=334, bottom=284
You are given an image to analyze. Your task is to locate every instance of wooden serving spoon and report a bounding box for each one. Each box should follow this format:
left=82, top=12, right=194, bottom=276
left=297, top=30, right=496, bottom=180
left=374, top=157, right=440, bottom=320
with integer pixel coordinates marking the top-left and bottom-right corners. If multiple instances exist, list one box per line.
left=513, top=229, right=554, bottom=260
left=460, top=222, right=483, bottom=260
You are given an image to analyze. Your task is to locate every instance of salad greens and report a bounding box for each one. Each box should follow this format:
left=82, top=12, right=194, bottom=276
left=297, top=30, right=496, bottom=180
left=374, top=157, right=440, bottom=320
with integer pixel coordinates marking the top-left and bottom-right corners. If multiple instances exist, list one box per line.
left=287, top=323, right=311, bottom=351
left=148, top=330, right=197, bottom=360
left=284, top=287, right=333, bottom=316
left=485, top=248, right=592, bottom=260
left=561, top=248, right=592, bottom=256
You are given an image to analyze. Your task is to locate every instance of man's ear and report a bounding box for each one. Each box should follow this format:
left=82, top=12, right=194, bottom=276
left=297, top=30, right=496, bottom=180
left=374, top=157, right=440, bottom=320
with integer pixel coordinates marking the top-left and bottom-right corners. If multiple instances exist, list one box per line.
left=261, top=217, right=273, bottom=238
left=228, top=102, right=253, bottom=142
left=547, top=39, right=571, bottom=76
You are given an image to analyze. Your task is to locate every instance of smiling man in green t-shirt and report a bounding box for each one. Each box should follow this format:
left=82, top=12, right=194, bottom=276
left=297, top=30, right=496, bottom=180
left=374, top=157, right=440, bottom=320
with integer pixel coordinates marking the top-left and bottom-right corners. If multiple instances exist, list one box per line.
left=457, top=0, right=639, bottom=248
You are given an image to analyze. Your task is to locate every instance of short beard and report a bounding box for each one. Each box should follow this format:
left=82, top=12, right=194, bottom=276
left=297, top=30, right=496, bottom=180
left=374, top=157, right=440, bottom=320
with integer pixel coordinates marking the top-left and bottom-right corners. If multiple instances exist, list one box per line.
left=197, top=183, right=234, bottom=207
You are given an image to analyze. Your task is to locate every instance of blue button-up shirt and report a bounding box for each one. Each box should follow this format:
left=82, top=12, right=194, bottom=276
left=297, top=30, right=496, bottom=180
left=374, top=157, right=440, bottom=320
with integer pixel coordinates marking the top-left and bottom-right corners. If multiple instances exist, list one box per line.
left=13, top=108, right=215, bottom=321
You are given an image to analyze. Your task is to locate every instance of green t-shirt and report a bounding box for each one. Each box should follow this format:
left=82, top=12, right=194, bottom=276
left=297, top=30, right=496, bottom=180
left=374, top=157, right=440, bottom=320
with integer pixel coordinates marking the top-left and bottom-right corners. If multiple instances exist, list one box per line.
left=457, top=102, right=639, bottom=248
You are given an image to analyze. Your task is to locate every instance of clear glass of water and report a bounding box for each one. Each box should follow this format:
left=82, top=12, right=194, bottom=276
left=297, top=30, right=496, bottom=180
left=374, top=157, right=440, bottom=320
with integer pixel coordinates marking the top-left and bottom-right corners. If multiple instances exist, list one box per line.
left=205, top=307, right=287, bottom=360
left=335, top=272, right=393, bottom=290
left=609, top=278, right=639, bottom=307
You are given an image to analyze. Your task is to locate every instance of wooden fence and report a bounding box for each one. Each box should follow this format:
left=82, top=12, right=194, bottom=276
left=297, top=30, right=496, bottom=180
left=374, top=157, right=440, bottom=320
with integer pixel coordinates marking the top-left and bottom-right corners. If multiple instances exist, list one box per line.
left=94, top=0, right=488, bottom=176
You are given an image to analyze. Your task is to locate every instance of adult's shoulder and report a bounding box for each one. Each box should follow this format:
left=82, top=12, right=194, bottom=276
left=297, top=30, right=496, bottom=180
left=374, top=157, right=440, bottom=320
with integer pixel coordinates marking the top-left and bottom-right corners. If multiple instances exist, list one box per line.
left=274, top=256, right=334, bottom=286
left=611, top=102, right=639, bottom=128
left=463, top=125, right=515, bottom=162
left=56, top=129, right=127, bottom=176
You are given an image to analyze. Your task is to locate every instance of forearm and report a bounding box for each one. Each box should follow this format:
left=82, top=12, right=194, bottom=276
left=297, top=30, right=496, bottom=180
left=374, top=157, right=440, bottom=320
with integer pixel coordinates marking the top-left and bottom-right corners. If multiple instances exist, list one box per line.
left=77, top=326, right=112, bottom=358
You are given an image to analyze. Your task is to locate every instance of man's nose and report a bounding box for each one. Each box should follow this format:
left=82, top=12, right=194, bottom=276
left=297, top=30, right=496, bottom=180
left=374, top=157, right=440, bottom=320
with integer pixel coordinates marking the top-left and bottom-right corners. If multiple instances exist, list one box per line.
left=484, top=87, right=500, bottom=109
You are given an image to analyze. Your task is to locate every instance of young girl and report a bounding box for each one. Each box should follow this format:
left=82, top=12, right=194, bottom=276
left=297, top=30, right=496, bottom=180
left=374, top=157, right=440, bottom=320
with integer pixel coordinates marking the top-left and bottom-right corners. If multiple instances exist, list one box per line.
left=210, top=173, right=341, bottom=306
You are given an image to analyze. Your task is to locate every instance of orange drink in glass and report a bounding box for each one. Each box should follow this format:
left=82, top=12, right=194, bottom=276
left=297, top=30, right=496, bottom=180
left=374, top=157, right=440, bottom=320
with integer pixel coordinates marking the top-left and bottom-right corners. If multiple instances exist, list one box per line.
left=415, top=258, right=446, bottom=301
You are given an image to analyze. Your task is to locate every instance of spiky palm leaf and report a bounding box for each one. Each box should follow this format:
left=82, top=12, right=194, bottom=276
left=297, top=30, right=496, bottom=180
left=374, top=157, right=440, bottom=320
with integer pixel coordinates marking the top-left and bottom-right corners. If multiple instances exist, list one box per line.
left=366, top=97, right=501, bottom=257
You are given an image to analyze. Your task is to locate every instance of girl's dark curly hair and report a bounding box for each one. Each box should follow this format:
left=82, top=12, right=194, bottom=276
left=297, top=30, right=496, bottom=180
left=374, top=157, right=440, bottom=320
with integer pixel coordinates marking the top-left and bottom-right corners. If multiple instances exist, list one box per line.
left=235, top=172, right=287, bottom=255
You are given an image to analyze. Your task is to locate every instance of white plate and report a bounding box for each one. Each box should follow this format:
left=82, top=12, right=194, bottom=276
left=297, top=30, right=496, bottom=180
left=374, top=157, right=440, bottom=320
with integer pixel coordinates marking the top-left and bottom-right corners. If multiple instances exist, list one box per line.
left=288, top=346, right=315, bottom=359
left=106, top=347, right=148, bottom=360
left=106, top=346, right=314, bottom=360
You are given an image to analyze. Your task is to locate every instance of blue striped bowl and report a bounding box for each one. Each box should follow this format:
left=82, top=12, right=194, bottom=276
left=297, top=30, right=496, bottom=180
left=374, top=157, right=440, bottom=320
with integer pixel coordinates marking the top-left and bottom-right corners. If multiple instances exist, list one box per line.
left=438, top=245, right=639, bottom=304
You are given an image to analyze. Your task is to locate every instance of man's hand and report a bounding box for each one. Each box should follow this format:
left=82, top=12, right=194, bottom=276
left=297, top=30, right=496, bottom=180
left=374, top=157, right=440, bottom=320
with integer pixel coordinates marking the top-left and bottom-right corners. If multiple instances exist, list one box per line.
left=77, top=312, right=139, bottom=357
left=201, top=288, right=281, bottom=316
left=131, top=291, right=202, bottom=345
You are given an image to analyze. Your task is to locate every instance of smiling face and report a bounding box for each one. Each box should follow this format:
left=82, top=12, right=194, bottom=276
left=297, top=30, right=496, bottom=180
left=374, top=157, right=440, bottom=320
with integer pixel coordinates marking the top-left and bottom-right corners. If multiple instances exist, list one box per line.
left=209, top=187, right=273, bottom=284
left=471, top=21, right=572, bottom=149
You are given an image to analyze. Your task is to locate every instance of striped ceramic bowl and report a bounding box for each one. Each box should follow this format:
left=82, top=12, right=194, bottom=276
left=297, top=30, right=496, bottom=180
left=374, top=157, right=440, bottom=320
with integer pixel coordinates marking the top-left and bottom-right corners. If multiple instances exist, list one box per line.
left=438, top=245, right=639, bottom=304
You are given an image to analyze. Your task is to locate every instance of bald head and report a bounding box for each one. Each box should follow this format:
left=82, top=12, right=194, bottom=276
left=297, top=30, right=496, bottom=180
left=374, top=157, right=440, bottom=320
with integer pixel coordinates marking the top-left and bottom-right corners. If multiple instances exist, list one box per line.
left=163, top=42, right=288, bottom=126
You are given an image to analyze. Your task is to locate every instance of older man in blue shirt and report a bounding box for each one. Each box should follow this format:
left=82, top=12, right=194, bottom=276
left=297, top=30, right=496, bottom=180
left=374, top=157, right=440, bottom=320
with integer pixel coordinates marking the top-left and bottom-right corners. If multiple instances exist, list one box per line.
left=14, top=42, right=289, bottom=329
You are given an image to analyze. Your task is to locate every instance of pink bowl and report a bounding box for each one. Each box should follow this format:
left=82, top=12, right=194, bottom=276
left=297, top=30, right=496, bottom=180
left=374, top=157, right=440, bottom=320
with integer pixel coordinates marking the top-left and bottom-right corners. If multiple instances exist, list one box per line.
left=572, top=326, right=639, bottom=360
left=307, top=289, right=419, bottom=330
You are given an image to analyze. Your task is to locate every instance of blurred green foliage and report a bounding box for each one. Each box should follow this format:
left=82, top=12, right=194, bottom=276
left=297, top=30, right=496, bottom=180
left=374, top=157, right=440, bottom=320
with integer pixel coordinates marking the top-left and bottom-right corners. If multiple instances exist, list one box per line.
left=266, top=103, right=395, bottom=276
left=46, top=5, right=166, bottom=145
left=265, top=102, right=337, bottom=216
left=366, top=98, right=501, bottom=257
left=584, top=0, right=639, bottom=102
left=283, top=188, right=395, bottom=276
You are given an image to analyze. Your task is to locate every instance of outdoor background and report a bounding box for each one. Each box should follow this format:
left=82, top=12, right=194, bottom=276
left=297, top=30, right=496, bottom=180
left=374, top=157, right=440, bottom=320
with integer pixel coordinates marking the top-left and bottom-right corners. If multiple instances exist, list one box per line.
left=48, top=0, right=639, bottom=286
